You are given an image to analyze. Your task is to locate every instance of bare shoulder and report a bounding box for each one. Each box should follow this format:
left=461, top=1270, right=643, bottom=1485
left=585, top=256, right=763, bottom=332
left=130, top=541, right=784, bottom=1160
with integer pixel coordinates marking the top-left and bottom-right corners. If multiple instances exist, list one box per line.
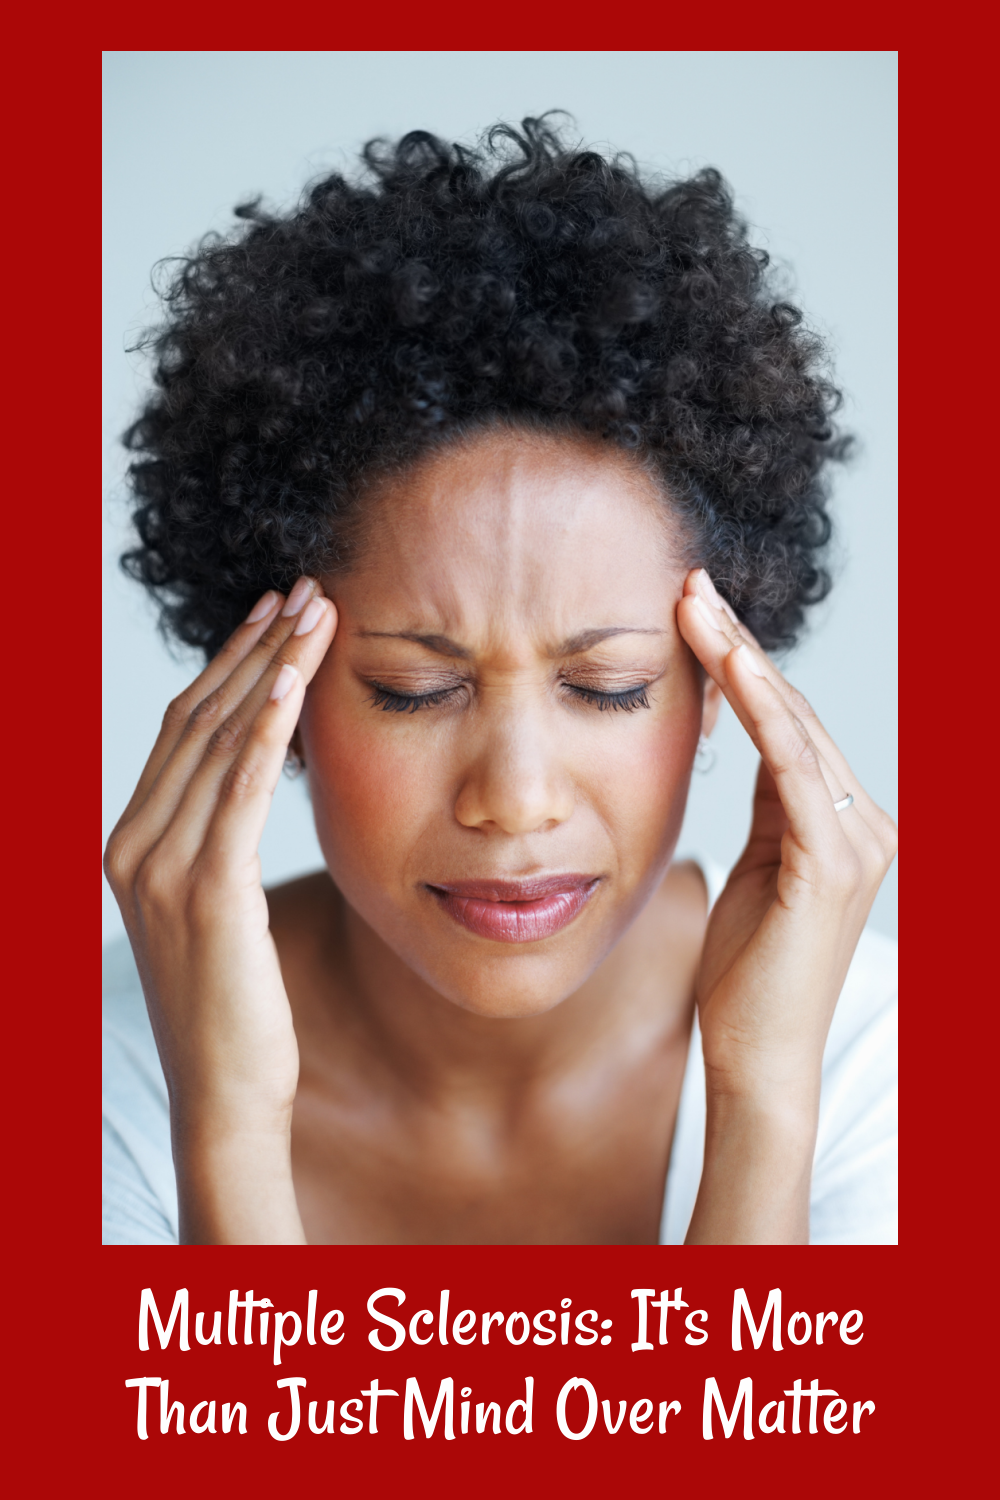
left=644, top=858, right=710, bottom=952
left=660, top=858, right=710, bottom=926
left=620, top=858, right=710, bottom=980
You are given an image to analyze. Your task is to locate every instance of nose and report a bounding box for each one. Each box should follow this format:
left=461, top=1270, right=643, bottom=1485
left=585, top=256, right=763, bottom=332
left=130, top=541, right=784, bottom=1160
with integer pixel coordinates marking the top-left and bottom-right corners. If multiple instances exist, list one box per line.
left=453, top=701, right=575, bottom=835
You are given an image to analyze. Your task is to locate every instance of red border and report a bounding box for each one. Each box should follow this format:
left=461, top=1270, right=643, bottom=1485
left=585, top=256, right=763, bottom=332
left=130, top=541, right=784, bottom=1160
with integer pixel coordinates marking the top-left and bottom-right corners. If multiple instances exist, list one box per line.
left=98, top=1246, right=904, bottom=1497
left=14, top=32, right=987, bottom=1498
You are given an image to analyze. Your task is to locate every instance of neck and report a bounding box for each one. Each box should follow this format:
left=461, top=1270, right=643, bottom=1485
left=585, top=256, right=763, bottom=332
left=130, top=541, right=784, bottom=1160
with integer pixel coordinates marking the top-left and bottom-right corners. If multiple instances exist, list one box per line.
left=335, top=902, right=611, bottom=1104
left=319, top=882, right=688, bottom=1109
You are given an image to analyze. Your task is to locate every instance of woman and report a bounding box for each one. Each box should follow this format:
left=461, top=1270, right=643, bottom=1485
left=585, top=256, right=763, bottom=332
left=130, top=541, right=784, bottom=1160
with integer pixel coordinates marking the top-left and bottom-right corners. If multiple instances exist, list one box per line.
left=102, top=120, right=897, bottom=1246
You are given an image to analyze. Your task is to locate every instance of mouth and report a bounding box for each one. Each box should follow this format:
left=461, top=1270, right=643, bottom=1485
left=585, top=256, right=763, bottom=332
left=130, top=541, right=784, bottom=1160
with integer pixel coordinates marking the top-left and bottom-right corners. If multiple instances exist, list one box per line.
left=424, top=874, right=601, bottom=944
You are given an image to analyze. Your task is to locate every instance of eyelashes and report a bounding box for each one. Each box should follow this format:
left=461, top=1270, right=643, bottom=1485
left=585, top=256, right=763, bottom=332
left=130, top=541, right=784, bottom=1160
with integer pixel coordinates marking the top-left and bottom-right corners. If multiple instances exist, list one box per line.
left=369, top=683, right=460, bottom=714
left=567, top=683, right=651, bottom=713
left=367, top=681, right=652, bottom=715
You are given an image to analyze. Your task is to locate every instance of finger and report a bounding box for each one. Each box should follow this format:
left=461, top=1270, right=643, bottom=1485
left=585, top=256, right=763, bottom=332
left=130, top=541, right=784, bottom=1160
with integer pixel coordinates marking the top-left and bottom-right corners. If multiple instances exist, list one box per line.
left=122, top=579, right=324, bottom=843
left=679, top=569, right=896, bottom=879
left=744, top=759, right=790, bottom=855
left=118, top=588, right=286, bottom=822
left=198, top=662, right=310, bottom=878
left=723, top=642, right=848, bottom=859
left=702, top=571, right=854, bottom=782
left=682, top=569, right=892, bottom=849
left=734, top=760, right=852, bottom=889
left=749, top=669, right=869, bottom=818
left=679, top=584, right=841, bottom=797
left=144, top=597, right=337, bottom=870
left=733, top=667, right=895, bottom=911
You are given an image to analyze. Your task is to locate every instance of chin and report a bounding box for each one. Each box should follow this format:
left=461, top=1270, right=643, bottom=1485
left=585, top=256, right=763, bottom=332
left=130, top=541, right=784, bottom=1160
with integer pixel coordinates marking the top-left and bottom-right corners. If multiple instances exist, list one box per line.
left=400, top=932, right=613, bottom=1019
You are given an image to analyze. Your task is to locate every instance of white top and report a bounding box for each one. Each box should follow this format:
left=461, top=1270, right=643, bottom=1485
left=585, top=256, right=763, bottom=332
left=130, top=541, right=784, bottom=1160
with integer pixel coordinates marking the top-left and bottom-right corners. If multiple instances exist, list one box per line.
left=102, top=860, right=898, bottom=1246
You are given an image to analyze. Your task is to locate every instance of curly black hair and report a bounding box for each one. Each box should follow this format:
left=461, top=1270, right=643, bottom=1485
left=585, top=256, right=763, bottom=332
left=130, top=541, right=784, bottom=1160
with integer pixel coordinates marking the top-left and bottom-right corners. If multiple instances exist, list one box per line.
left=122, top=116, right=848, bottom=656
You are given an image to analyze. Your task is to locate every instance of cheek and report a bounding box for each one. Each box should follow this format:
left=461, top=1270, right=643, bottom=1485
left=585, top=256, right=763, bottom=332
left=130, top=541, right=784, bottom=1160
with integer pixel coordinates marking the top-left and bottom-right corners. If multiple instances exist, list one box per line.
left=584, top=655, right=704, bottom=802
left=301, top=679, right=700, bottom=890
left=299, top=688, right=440, bottom=880
left=613, top=699, right=699, bottom=780
left=589, top=706, right=700, bottom=858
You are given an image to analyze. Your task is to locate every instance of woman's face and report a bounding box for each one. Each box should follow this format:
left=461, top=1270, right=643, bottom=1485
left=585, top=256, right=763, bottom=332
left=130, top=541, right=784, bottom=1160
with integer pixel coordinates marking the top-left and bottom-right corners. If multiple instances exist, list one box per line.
left=300, top=429, right=712, bottom=1018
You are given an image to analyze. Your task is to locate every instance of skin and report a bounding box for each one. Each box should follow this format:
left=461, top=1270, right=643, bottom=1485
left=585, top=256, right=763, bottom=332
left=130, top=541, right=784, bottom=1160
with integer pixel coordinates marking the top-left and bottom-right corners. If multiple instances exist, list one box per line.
left=104, top=428, right=897, bottom=1245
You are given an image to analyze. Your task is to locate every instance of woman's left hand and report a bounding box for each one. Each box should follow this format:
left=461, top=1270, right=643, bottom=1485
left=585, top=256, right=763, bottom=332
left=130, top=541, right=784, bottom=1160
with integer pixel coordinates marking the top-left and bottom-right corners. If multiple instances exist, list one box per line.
left=676, top=568, right=897, bottom=1244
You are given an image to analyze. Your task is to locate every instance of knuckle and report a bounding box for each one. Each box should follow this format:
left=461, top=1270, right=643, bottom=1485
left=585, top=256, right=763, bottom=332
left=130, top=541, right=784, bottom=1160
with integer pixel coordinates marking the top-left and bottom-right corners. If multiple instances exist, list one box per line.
left=878, top=811, right=899, bottom=861
left=245, top=614, right=290, bottom=660
left=222, top=757, right=261, bottom=801
left=772, top=726, right=819, bottom=780
left=788, top=713, right=814, bottom=751
left=786, top=684, right=815, bottom=721
left=795, top=735, right=821, bottom=771
left=216, top=629, right=249, bottom=663
left=102, top=830, right=131, bottom=891
left=133, top=851, right=179, bottom=910
left=187, top=691, right=227, bottom=736
left=757, top=695, right=818, bottom=759
left=852, top=804, right=898, bottom=877
left=206, top=715, right=247, bottom=759
left=855, top=829, right=887, bottom=882
left=161, top=694, right=193, bottom=734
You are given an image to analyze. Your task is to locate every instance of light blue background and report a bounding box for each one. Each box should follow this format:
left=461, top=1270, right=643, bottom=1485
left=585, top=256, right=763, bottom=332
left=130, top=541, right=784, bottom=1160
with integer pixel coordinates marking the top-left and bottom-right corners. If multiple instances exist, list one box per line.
left=103, top=51, right=897, bottom=943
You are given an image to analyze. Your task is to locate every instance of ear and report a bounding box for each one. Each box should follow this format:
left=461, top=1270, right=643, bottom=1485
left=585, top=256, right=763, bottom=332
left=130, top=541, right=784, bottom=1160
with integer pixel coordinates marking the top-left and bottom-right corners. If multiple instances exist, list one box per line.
left=700, top=675, right=723, bottom=739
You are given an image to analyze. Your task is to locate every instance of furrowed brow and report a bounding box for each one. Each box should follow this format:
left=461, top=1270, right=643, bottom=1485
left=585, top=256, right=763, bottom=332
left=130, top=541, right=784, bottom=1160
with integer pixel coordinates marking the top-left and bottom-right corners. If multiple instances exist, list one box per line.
left=356, top=631, right=472, bottom=659
left=355, top=626, right=666, bottom=658
left=551, top=626, right=667, bottom=656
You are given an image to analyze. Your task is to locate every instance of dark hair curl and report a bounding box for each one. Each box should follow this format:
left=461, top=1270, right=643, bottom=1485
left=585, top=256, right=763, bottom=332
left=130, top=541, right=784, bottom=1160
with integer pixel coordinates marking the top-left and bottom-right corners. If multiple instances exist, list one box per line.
left=122, top=116, right=849, bottom=656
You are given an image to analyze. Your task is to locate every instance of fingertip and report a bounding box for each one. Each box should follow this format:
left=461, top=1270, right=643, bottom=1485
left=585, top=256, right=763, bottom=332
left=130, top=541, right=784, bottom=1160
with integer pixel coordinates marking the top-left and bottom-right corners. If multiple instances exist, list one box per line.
left=693, top=593, right=729, bottom=636
left=270, top=663, right=300, bottom=702
left=733, top=642, right=766, bottom=678
left=315, top=595, right=339, bottom=645
left=675, top=589, right=704, bottom=639
left=245, top=588, right=282, bottom=624
left=677, top=593, right=725, bottom=664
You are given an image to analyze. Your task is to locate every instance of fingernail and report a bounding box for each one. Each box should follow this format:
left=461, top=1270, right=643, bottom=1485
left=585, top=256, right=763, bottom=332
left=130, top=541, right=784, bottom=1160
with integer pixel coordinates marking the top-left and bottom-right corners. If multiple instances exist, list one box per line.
left=280, top=577, right=316, bottom=617
left=697, top=569, right=722, bottom=605
left=270, top=663, right=299, bottom=701
left=700, top=570, right=741, bottom=624
left=694, top=593, right=726, bottom=633
left=293, top=597, right=326, bottom=636
left=246, top=589, right=279, bottom=623
left=738, top=643, right=765, bottom=677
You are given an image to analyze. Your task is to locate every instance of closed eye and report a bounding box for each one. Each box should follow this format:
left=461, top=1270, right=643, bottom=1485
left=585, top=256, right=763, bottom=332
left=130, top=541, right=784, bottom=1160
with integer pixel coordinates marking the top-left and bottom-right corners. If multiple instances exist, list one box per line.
left=366, top=680, right=653, bottom=714
left=563, top=683, right=651, bottom=712
left=367, top=682, right=467, bottom=713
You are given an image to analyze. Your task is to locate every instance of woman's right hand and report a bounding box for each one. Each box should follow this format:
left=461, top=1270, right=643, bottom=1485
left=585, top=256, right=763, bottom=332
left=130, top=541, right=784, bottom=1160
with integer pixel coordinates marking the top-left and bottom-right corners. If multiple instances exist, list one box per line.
left=103, top=577, right=337, bottom=1243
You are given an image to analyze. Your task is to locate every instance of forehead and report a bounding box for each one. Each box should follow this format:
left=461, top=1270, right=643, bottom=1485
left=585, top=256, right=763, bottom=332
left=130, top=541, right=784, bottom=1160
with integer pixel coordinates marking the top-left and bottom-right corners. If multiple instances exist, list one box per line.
left=342, top=430, right=685, bottom=633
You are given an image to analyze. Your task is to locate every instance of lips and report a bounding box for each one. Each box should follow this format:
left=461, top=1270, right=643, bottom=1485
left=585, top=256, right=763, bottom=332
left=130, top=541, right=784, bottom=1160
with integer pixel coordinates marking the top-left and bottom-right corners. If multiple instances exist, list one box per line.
left=425, top=874, right=600, bottom=944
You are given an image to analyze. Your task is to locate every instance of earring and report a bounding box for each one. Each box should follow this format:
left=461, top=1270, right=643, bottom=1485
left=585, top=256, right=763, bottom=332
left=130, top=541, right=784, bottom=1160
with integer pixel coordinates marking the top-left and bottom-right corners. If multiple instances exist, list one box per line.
left=283, top=749, right=306, bottom=779
left=694, top=733, right=717, bottom=774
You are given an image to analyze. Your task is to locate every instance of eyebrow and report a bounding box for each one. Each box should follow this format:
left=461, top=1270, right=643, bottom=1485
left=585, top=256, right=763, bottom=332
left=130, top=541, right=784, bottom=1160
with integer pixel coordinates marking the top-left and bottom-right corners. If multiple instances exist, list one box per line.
left=553, top=626, right=667, bottom=656
left=355, top=626, right=666, bottom=659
